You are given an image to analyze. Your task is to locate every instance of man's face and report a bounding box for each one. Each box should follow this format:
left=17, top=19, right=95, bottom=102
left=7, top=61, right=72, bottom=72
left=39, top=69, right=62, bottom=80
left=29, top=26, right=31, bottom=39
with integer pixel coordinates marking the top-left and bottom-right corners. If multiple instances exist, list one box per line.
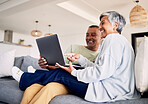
left=99, top=16, right=117, bottom=38
left=86, top=27, right=101, bottom=49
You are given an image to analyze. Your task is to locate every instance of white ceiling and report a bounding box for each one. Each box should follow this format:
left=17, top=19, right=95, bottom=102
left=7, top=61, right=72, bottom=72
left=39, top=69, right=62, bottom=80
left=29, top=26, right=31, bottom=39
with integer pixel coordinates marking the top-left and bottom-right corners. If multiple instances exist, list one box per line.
left=0, top=0, right=148, bottom=36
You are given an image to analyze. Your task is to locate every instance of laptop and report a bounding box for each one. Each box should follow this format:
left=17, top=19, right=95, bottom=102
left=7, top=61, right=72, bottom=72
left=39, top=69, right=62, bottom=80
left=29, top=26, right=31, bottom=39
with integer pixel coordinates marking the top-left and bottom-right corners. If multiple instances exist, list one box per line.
left=36, top=34, right=84, bottom=69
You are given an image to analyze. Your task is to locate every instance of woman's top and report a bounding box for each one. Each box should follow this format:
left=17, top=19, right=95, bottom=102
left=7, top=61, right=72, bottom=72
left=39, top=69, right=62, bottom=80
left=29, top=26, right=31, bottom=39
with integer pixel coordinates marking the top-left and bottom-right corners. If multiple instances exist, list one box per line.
left=71, top=33, right=140, bottom=102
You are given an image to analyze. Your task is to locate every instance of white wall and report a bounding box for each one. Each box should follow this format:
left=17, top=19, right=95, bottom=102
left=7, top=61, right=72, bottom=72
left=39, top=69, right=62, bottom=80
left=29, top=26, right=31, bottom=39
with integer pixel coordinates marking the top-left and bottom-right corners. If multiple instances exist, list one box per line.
left=0, top=29, right=40, bottom=58
left=0, top=29, right=86, bottom=58
left=122, top=24, right=148, bottom=43
left=59, top=33, right=86, bottom=52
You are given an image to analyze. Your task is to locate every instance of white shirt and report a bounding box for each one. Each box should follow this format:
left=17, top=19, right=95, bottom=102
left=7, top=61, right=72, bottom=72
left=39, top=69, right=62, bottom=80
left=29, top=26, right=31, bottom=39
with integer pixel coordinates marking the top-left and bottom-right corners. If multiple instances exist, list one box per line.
left=71, top=33, right=140, bottom=102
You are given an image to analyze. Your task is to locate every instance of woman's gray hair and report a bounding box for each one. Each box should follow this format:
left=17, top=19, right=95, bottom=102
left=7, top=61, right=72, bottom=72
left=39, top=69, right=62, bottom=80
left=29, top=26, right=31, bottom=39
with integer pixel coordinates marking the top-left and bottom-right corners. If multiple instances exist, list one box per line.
left=100, top=11, right=126, bottom=34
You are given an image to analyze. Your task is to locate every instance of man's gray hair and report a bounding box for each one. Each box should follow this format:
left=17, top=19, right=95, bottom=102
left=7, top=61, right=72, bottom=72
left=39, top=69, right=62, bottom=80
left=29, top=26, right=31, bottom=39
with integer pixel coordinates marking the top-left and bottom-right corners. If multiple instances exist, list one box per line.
left=100, top=11, right=126, bottom=34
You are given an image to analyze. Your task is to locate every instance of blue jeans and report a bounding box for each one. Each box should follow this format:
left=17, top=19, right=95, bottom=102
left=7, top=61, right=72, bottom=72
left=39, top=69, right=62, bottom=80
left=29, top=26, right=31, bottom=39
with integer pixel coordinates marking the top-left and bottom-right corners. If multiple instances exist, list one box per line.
left=19, top=68, right=88, bottom=98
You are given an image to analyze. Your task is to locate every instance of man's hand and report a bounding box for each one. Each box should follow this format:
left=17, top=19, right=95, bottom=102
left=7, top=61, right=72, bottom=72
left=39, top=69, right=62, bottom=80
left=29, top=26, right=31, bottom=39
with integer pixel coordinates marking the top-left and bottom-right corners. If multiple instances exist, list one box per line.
left=38, top=57, right=59, bottom=70
left=38, top=57, right=48, bottom=69
left=65, top=53, right=80, bottom=62
left=56, top=61, right=75, bottom=73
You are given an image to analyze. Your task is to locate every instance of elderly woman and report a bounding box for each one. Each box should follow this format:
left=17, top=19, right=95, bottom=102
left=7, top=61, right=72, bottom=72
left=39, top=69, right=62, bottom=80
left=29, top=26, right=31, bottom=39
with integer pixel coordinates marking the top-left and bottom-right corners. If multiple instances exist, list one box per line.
left=12, top=11, right=140, bottom=103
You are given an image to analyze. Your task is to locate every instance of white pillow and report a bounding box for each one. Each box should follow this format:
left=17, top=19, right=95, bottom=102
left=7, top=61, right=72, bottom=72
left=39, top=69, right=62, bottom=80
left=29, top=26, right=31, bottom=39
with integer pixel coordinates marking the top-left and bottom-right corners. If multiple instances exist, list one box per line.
left=0, top=49, right=16, bottom=77
left=135, top=36, right=148, bottom=93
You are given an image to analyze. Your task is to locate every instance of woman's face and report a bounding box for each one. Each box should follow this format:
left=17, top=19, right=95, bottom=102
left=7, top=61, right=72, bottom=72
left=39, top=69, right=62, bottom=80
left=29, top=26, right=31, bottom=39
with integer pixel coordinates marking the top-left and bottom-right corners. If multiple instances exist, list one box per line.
left=99, top=16, right=118, bottom=38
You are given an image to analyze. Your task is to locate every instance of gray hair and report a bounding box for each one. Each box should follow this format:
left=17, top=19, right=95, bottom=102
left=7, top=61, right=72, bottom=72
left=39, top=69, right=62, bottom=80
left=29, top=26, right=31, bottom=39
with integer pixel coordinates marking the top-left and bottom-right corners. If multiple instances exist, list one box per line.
left=99, top=11, right=126, bottom=34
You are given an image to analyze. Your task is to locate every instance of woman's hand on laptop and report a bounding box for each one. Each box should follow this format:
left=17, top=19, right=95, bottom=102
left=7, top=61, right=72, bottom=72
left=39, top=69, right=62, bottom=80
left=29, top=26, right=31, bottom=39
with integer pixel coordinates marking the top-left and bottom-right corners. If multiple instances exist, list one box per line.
left=65, top=53, right=80, bottom=62
left=56, top=61, right=75, bottom=73
left=38, top=57, right=59, bottom=70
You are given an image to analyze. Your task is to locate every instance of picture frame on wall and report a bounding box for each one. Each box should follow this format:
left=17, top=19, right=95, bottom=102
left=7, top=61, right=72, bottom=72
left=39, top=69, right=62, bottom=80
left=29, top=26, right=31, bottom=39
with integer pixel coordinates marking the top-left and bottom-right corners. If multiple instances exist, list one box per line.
left=131, top=32, right=148, bottom=55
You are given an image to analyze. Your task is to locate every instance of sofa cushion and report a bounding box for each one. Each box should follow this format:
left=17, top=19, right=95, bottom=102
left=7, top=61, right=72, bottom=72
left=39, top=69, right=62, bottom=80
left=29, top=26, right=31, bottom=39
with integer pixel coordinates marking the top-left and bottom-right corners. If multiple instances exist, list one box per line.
left=0, top=49, right=15, bottom=77
left=0, top=78, right=23, bottom=104
left=135, top=36, right=148, bottom=93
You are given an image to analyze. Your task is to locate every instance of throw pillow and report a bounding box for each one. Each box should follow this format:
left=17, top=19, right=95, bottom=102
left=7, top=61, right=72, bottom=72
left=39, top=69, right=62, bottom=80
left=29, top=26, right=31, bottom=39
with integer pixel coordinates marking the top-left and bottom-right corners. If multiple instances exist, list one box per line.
left=135, top=36, right=148, bottom=93
left=0, top=49, right=16, bottom=77
left=14, top=56, right=24, bottom=69
left=20, top=55, right=42, bottom=72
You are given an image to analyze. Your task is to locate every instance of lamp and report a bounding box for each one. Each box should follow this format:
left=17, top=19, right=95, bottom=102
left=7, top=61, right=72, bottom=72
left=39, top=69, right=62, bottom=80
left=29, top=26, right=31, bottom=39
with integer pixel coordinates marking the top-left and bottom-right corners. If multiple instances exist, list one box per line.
left=44, top=25, right=53, bottom=37
left=31, top=21, right=42, bottom=37
left=129, top=0, right=147, bottom=27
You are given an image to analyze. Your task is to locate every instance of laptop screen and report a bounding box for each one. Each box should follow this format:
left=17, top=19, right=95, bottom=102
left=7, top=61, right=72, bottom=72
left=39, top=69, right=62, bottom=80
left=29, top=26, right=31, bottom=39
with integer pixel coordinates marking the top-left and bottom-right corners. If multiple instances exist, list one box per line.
left=36, top=34, right=65, bottom=66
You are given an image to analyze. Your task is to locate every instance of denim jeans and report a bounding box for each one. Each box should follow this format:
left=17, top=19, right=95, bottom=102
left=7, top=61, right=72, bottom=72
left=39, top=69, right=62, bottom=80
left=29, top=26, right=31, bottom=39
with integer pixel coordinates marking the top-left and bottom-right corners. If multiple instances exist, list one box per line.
left=19, top=68, right=88, bottom=98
